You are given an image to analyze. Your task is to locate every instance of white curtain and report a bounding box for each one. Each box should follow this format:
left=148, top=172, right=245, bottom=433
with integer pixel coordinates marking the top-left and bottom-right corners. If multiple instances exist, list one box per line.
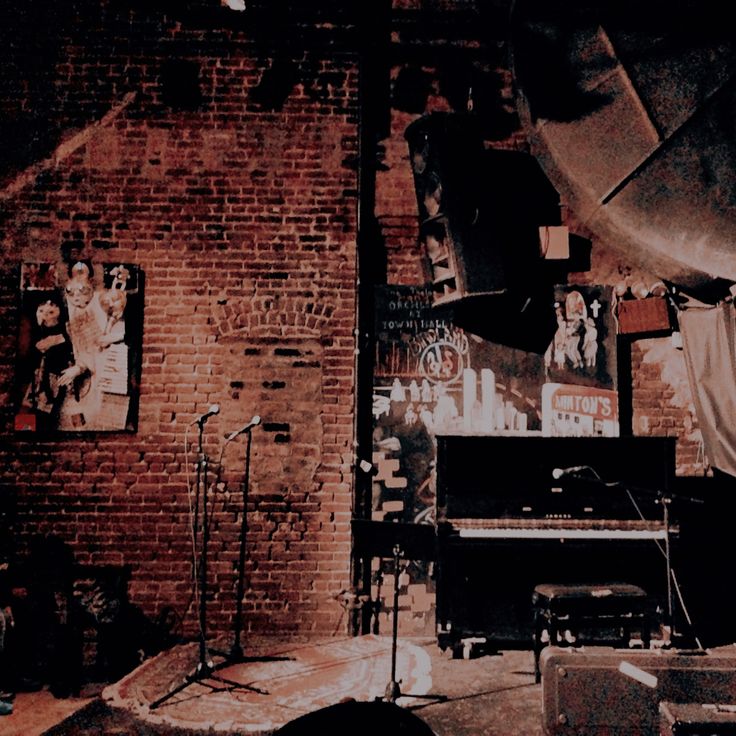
left=679, top=301, right=736, bottom=478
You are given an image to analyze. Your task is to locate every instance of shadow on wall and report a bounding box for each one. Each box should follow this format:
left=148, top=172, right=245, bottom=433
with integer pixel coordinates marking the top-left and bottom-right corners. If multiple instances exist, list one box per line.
left=0, top=534, right=179, bottom=698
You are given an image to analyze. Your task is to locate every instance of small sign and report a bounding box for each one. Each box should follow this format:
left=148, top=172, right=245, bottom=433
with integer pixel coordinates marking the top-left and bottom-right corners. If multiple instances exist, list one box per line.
left=542, top=382, right=619, bottom=437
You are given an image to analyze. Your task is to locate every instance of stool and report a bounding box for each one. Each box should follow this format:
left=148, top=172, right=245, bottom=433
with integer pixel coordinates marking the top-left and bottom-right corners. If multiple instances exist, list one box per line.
left=532, top=582, right=651, bottom=683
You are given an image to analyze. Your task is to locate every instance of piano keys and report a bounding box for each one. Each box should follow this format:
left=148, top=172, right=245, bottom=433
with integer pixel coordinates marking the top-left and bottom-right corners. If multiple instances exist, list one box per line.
left=447, top=517, right=676, bottom=541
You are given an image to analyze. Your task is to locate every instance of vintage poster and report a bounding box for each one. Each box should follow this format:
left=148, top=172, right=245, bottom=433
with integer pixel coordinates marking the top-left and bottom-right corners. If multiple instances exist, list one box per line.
left=543, top=284, right=617, bottom=389
left=541, top=383, right=619, bottom=437
left=541, top=284, right=618, bottom=436
left=372, top=284, right=547, bottom=525
left=14, top=261, right=143, bottom=433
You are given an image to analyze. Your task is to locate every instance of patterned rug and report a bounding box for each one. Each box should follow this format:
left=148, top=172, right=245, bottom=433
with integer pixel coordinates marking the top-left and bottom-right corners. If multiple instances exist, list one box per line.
left=102, top=635, right=433, bottom=734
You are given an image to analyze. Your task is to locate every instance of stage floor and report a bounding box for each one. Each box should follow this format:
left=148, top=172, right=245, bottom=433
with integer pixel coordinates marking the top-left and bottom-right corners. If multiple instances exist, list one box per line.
left=2, top=636, right=545, bottom=735
left=103, top=634, right=436, bottom=733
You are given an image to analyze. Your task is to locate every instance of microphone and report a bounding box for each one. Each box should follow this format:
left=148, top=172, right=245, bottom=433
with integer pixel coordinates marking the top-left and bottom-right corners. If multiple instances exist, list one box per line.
left=551, top=465, right=589, bottom=480
left=225, top=415, right=261, bottom=441
left=191, top=404, right=220, bottom=425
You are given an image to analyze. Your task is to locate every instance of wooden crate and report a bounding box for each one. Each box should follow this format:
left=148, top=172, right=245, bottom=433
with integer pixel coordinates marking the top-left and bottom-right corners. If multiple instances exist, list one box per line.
left=617, top=296, right=671, bottom=335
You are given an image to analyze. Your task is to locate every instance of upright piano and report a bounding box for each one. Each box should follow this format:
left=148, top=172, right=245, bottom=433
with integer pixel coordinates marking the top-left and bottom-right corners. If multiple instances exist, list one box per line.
left=435, top=435, right=677, bottom=650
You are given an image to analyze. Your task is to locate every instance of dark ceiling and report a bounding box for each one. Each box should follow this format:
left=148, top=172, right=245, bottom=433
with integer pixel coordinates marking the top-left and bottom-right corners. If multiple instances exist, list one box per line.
left=3, top=0, right=735, bottom=300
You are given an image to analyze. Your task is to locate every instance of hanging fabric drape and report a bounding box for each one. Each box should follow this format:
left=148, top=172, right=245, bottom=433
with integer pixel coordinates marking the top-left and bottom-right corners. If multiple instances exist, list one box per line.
left=679, top=301, right=736, bottom=478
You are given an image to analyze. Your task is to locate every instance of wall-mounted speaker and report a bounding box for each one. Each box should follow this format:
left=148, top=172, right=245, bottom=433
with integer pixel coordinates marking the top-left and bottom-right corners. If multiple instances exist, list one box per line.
left=405, top=112, right=484, bottom=233
left=405, top=112, right=563, bottom=352
left=406, top=113, right=559, bottom=309
left=419, top=215, right=506, bottom=305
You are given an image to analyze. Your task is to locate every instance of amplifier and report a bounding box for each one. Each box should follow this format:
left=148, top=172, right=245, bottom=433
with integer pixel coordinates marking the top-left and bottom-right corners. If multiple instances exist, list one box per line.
left=541, top=646, right=736, bottom=735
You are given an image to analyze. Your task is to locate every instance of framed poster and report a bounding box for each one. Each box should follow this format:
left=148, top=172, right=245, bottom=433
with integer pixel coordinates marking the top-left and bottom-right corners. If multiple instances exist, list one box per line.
left=541, top=284, right=618, bottom=436
left=14, top=260, right=143, bottom=433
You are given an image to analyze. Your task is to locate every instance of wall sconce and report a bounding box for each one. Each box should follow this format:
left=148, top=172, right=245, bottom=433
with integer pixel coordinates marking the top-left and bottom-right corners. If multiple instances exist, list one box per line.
left=649, top=280, right=667, bottom=297
left=630, top=281, right=650, bottom=299
left=223, top=0, right=246, bottom=10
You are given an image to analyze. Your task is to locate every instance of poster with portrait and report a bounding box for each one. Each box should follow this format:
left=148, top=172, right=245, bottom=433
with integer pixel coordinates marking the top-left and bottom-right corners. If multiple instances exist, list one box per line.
left=541, top=284, right=618, bottom=436
left=543, top=284, right=617, bottom=389
left=14, top=261, right=143, bottom=433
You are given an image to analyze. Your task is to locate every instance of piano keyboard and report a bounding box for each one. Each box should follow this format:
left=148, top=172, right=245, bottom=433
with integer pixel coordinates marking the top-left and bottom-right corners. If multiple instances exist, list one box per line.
left=445, top=517, right=676, bottom=540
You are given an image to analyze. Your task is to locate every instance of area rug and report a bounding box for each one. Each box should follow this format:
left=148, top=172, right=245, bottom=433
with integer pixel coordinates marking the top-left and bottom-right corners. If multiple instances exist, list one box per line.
left=102, top=635, right=433, bottom=734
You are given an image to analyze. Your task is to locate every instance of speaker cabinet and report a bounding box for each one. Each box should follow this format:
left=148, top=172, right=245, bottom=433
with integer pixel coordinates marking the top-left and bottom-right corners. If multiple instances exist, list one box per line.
left=419, top=215, right=506, bottom=305
left=405, top=112, right=485, bottom=226
left=406, top=113, right=559, bottom=309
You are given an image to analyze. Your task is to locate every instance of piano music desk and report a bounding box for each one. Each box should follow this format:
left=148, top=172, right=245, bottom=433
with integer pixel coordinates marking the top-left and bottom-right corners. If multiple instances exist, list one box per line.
left=532, top=582, right=651, bottom=683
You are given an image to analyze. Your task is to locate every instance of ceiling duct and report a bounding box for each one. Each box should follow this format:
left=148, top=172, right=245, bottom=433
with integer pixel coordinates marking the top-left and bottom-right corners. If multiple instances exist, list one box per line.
left=509, top=0, right=736, bottom=299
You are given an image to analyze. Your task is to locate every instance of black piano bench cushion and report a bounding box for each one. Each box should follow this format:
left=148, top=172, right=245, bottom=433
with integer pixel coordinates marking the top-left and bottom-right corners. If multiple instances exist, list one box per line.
left=531, top=582, right=651, bottom=683
left=532, top=582, right=648, bottom=613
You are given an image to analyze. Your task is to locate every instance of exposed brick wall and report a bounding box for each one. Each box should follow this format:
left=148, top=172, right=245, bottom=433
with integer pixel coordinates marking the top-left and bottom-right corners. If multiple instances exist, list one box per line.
left=0, top=1, right=709, bottom=651
left=588, top=246, right=707, bottom=476
left=0, top=7, right=359, bottom=636
left=631, top=339, right=706, bottom=477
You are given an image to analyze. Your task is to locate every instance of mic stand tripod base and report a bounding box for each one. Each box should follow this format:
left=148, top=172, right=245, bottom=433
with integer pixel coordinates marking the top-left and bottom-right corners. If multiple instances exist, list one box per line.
left=384, top=679, right=402, bottom=704
left=208, top=639, right=294, bottom=668
left=149, top=648, right=269, bottom=710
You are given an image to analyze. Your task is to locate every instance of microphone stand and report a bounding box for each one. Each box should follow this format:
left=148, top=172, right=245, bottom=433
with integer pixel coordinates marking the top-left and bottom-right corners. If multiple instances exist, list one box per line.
left=655, top=492, right=672, bottom=644
left=384, top=544, right=403, bottom=703
left=210, top=423, right=289, bottom=672
left=382, top=543, right=446, bottom=705
left=229, top=425, right=252, bottom=660
left=625, top=482, right=702, bottom=647
left=197, top=417, right=211, bottom=678
left=151, top=419, right=266, bottom=711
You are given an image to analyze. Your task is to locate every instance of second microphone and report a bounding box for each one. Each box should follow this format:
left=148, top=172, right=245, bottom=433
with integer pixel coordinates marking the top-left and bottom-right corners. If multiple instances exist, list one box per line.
left=225, top=416, right=261, bottom=441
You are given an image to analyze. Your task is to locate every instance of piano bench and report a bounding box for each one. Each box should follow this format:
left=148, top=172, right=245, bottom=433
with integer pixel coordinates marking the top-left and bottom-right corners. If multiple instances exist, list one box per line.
left=531, top=582, right=651, bottom=683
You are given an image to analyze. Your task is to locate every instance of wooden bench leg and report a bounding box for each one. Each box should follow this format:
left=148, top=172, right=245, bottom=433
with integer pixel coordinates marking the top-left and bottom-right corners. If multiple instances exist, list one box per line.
left=641, top=613, right=651, bottom=649
left=533, top=610, right=545, bottom=683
